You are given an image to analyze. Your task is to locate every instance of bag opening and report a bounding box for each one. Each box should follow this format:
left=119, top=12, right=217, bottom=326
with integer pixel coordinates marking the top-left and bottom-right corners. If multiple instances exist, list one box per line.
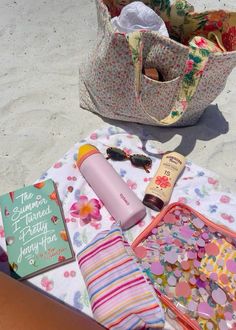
left=102, top=0, right=236, bottom=51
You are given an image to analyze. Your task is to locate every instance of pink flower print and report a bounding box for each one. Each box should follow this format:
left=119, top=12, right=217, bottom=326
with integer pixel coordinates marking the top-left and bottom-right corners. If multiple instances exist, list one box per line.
left=90, top=132, right=97, bottom=140
left=0, top=226, right=4, bottom=238
left=64, top=270, right=76, bottom=278
left=182, top=177, right=193, bottom=180
left=70, top=196, right=101, bottom=225
left=195, top=67, right=205, bottom=77
left=194, top=37, right=208, bottom=48
left=90, top=221, right=102, bottom=230
left=127, top=179, right=137, bottom=190
left=41, top=277, right=54, bottom=292
left=184, top=59, right=194, bottom=74
left=221, top=213, right=235, bottom=223
left=220, top=195, right=231, bottom=204
left=64, top=271, right=70, bottom=278
left=180, top=100, right=188, bottom=111
left=155, top=176, right=171, bottom=188
left=53, top=162, right=62, bottom=168
left=138, top=219, right=146, bottom=227
left=67, top=176, right=77, bottom=181
left=65, top=217, right=76, bottom=223
left=70, top=270, right=76, bottom=277
left=178, top=197, right=187, bottom=203
left=208, top=177, right=219, bottom=185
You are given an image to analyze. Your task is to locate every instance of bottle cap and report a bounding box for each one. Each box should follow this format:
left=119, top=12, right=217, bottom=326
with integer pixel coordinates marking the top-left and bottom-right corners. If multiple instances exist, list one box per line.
left=143, top=194, right=164, bottom=211
left=77, top=144, right=100, bottom=168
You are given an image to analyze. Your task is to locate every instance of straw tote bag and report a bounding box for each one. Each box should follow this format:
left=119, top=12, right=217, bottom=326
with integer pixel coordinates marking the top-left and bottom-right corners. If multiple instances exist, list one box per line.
left=79, top=0, right=236, bottom=127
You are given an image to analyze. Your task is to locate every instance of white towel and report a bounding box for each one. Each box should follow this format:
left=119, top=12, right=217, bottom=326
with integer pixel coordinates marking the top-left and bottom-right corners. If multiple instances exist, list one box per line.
left=1, top=123, right=236, bottom=329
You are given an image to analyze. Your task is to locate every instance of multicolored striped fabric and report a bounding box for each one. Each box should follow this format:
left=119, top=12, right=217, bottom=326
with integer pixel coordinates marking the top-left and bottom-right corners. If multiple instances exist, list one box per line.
left=78, top=225, right=165, bottom=329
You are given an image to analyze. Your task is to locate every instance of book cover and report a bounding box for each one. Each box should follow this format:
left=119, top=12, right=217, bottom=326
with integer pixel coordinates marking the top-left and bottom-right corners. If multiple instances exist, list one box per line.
left=0, top=179, right=75, bottom=280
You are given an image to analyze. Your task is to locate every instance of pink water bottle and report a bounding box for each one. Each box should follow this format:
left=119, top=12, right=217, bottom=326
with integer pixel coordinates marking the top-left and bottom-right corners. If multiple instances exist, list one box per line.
left=77, top=144, right=146, bottom=229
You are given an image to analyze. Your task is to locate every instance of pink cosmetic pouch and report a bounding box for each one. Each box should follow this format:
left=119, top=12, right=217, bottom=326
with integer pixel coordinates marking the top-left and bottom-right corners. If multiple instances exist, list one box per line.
left=132, top=203, right=236, bottom=330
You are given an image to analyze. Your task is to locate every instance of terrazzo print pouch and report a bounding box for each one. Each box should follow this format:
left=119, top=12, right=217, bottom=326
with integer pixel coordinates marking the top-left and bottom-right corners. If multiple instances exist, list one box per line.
left=132, top=203, right=236, bottom=330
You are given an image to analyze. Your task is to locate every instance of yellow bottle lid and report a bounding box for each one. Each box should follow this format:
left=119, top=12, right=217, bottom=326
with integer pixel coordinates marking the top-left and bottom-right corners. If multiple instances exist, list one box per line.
left=77, top=144, right=100, bottom=168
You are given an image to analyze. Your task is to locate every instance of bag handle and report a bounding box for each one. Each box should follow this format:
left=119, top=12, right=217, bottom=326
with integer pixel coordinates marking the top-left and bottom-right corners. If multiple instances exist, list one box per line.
left=127, top=31, right=223, bottom=126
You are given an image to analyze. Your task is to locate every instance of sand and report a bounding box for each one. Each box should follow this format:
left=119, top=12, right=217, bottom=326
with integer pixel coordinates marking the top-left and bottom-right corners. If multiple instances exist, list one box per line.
left=0, top=0, right=236, bottom=195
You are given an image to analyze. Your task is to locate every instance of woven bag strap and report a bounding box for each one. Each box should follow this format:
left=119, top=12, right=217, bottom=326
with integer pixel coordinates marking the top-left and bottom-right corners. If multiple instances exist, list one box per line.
left=127, top=31, right=221, bottom=126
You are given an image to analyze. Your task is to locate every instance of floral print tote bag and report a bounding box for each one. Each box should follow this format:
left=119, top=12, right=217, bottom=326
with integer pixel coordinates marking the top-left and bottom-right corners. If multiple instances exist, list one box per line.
left=80, top=0, right=236, bottom=127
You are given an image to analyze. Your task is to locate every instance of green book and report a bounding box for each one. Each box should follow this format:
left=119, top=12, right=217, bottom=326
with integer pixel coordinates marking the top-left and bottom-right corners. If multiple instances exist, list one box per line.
left=0, top=179, right=75, bottom=280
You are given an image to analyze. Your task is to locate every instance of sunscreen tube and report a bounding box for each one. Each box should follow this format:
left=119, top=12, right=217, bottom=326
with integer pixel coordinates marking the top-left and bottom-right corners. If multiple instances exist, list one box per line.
left=143, top=152, right=186, bottom=211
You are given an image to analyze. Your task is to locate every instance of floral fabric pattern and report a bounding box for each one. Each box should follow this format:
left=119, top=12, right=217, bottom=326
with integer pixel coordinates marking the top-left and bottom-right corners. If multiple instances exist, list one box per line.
left=155, top=175, right=171, bottom=188
left=105, top=0, right=236, bottom=51
left=80, top=0, right=236, bottom=127
left=222, top=26, right=236, bottom=51
left=128, top=31, right=224, bottom=124
left=70, top=196, right=102, bottom=228
left=1, top=124, right=236, bottom=326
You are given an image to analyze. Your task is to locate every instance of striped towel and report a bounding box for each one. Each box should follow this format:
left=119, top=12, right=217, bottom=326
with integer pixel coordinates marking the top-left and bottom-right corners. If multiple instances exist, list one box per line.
left=78, top=225, right=165, bottom=329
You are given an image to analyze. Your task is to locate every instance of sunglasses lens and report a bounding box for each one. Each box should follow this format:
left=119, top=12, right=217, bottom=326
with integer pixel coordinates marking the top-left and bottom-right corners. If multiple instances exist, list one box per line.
left=106, top=147, right=127, bottom=161
left=130, top=155, right=152, bottom=167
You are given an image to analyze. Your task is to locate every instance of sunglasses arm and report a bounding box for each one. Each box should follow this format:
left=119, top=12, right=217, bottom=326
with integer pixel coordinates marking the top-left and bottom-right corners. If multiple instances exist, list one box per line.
left=143, top=165, right=150, bottom=173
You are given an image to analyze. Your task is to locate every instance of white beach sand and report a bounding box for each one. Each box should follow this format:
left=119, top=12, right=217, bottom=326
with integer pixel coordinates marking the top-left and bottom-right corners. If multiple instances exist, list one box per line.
left=0, top=0, right=236, bottom=195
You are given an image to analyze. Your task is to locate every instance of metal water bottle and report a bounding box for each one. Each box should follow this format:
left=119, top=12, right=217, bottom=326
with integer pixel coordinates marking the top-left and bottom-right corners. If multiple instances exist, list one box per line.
left=77, top=144, right=146, bottom=229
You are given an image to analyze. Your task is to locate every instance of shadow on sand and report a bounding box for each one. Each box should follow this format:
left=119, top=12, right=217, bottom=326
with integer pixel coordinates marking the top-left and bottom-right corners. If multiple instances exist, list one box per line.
left=102, top=104, right=228, bottom=158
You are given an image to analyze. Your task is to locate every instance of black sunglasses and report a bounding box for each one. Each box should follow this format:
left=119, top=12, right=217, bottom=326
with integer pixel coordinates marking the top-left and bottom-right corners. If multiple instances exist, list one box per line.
left=106, top=147, right=152, bottom=173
